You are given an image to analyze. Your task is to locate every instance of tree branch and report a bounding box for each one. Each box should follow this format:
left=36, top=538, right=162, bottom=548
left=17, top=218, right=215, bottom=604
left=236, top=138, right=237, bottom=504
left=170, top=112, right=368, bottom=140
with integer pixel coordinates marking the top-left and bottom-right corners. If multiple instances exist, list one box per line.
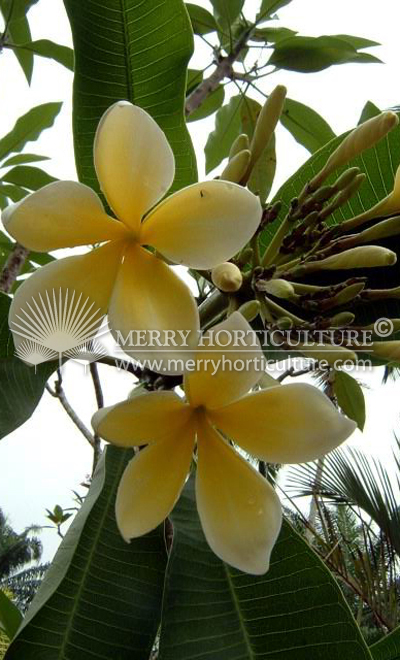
left=0, top=243, right=29, bottom=293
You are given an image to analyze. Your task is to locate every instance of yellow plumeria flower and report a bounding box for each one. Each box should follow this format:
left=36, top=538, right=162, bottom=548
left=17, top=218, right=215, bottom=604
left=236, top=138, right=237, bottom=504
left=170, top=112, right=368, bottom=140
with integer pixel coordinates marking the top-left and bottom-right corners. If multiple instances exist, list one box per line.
left=3, top=102, right=262, bottom=369
left=92, top=313, right=356, bottom=574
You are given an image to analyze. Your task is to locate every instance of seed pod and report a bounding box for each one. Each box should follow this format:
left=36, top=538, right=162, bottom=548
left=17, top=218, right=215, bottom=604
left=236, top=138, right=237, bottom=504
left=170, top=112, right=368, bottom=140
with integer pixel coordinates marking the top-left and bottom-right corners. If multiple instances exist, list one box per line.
left=310, top=112, right=399, bottom=189
left=229, top=133, right=250, bottom=160
left=298, top=343, right=357, bottom=365
left=211, top=262, right=243, bottom=292
left=257, top=278, right=295, bottom=298
left=243, top=85, right=287, bottom=182
left=334, top=167, right=361, bottom=191
left=238, top=300, right=261, bottom=322
left=315, top=246, right=397, bottom=270
left=220, top=149, right=251, bottom=183
left=371, top=341, right=400, bottom=361
left=330, top=312, right=356, bottom=327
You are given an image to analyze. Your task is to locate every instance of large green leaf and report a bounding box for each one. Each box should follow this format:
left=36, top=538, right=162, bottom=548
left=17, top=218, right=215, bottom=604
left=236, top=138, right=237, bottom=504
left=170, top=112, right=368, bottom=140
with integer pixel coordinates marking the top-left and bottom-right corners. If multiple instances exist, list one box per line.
left=1, top=153, right=50, bottom=167
left=63, top=0, right=197, bottom=197
left=0, top=590, right=22, bottom=640
left=205, top=95, right=243, bottom=173
left=210, top=0, right=244, bottom=30
left=268, top=35, right=381, bottom=73
left=280, top=97, right=336, bottom=154
left=371, top=627, right=400, bottom=659
left=0, top=293, right=56, bottom=440
left=0, top=103, right=62, bottom=162
left=187, top=85, right=225, bottom=122
left=5, top=446, right=168, bottom=659
left=257, top=0, right=293, bottom=22
left=159, top=477, right=372, bottom=660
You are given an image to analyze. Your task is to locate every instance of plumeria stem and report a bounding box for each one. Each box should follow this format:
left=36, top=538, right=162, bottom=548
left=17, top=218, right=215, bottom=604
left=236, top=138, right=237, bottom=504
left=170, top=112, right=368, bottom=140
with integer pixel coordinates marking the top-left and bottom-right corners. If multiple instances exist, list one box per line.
left=46, top=375, right=96, bottom=450
left=89, top=362, right=104, bottom=473
left=0, top=242, right=29, bottom=293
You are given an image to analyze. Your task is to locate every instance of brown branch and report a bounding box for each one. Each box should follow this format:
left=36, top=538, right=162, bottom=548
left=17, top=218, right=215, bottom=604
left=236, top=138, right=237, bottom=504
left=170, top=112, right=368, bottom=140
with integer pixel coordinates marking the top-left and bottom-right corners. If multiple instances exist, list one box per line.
left=89, top=362, right=103, bottom=473
left=185, top=26, right=254, bottom=116
left=46, top=373, right=96, bottom=450
left=0, top=242, right=29, bottom=293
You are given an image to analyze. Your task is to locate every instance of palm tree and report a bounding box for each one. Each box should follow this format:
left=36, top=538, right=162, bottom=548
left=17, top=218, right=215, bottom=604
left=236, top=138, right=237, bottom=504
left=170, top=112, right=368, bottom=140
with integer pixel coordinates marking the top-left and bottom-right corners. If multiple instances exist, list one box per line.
left=0, top=509, right=49, bottom=613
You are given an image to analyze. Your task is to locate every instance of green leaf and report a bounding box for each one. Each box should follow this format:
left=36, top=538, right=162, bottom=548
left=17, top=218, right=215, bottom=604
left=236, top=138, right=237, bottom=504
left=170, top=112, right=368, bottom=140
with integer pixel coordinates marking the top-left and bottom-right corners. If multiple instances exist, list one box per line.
left=210, top=0, right=244, bottom=30
left=6, top=446, right=168, bottom=659
left=187, top=85, right=225, bottom=122
left=205, top=95, right=242, bottom=173
left=371, top=626, right=400, bottom=659
left=252, top=26, right=297, bottom=43
left=240, top=96, right=276, bottom=202
left=5, top=15, right=34, bottom=83
left=358, top=100, right=381, bottom=124
left=280, top=97, right=336, bottom=153
left=0, top=103, right=62, bottom=162
left=186, top=3, right=217, bottom=34
left=15, top=39, right=74, bottom=70
left=0, top=590, right=22, bottom=640
left=0, top=0, right=38, bottom=20
left=63, top=0, right=197, bottom=197
left=1, top=165, right=57, bottom=190
left=1, top=153, right=50, bottom=167
left=333, top=34, right=381, bottom=50
left=0, top=293, right=56, bottom=440
left=333, top=370, right=366, bottom=431
left=187, top=68, right=203, bottom=94
left=347, top=52, right=382, bottom=65
left=0, top=182, right=28, bottom=202
left=268, top=35, right=372, bottom=73
left=159, top=476, right=372, bottom=660
left=257, top=0, right=293, bottom=22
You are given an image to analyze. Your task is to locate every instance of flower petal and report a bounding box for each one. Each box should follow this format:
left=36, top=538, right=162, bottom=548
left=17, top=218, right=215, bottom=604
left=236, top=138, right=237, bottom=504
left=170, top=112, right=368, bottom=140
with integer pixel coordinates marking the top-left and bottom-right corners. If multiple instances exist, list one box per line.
left=116, top=426, right=195, bottom=540
left=210, top=383, right=356, bottom=464
left=92, top=391, right=192, bottom=447
left=94, top=101, right=175, bottom=231
left=140, top=180, right=262, bottom=268
left=2, top=181, right=127, bottom=251
left=196, top=418, right=282, bottom=574
left=9, top=241, right=124, bottom=358
left=184, top=312, right=265, bottom=409
left=108, top=245, right=199, bottom=373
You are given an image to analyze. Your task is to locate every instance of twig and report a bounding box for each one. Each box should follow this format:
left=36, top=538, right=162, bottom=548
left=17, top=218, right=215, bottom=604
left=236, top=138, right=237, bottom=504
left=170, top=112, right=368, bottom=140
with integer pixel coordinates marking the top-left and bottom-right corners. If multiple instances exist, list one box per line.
left=89, top=362, right=103, bottom=473
left=0, top=242, right=29, bottom=292
left=46, top=372, right=96, bottom=450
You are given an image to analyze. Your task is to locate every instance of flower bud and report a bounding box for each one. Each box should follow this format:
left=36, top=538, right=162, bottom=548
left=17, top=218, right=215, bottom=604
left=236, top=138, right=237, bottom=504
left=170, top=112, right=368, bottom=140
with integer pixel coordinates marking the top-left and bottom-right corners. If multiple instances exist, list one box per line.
left=330, top=282, right=365, bottom=306
left=334, top=167, right=361, bottom=191
left=238, top=300, right=261, bottom=321
left=220, top=149, right=251, bottom=183
left=211, top=262, right=243, bottom=292
left=316, top=246, right=397, bottom=270
left=229, top=133, right=250, bottom=159
left=299, top=343, right=357, bottom=365
left=371, top=341, right=400, bottom=361
left=276, top=316, right=293, bottom=329
left=310, top=112, right=399, bottom=189
left=244, top=85, right=287, bottom=181
left=357, top=215, right=400, bottom=243
left=330, top=312, right=356, bottom=327
left=257, top=278, right=295, bottom=298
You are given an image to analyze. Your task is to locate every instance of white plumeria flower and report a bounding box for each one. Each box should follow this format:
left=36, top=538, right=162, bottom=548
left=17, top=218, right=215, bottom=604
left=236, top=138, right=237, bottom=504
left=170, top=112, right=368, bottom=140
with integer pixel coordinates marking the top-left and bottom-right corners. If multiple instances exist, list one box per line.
left=93, top=313, right=356, bottom=575
left=3, top=102, right=262, bottom=371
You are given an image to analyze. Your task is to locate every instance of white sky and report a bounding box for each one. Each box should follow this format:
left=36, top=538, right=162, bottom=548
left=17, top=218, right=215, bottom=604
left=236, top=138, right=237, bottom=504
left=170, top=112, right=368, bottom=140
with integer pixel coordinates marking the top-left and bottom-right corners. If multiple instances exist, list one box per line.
left=0, top=0, right=400, bottom=560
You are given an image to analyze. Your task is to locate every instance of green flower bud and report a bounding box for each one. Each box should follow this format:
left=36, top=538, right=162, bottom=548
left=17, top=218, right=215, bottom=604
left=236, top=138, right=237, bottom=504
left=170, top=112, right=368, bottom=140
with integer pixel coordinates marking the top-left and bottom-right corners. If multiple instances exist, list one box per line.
left=316, top=246, right=397, bottom=270
left=299, top=343, right=357, bottom=365
left=229, top=133, right=250, bottom=159
left=334, top=167, right=361, bottom=191
left=238, top=300, right=261, bottom=322
left=258, top=278, right=295, bottom=298
left=330, top=312, right=356, bottom=327
left=211, top=262, right=243, bottom=292
left=310, top=112, right=398, bottom=189
left=342, top=163, right=400, bottom=231
left=220, top=149, right=251, bottom=183
left=330, top=282, right=365, bottom=305
left=371, top=341, right=400, bottom=361
left=276, top=316, right=293, bottom=329
left=357, top=215, right=400, bottom=243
